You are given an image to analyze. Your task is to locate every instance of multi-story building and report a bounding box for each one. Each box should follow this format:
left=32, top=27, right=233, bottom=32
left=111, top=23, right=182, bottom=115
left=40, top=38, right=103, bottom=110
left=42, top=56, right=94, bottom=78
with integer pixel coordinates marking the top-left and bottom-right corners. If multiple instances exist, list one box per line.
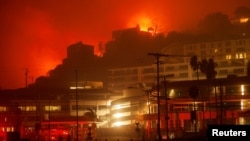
left=107, top=38, right=250, bottom=90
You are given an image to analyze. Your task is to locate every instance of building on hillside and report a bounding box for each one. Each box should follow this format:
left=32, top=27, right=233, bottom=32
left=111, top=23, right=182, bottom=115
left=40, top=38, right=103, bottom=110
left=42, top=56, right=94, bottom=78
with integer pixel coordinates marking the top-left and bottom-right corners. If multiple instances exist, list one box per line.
left=107, top=38, right=250, bottom=91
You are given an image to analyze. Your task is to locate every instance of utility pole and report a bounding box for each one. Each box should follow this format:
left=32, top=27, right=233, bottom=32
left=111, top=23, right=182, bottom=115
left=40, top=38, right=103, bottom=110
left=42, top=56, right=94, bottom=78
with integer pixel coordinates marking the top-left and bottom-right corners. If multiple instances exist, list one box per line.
left=219, top=80, right=223, bottom=125
left=49, top=100, right=51, bottom=141
left=189, top=86, right=199, bottom=133
left=148, top=53, right=169, bottom=141
left=75, top=69, right=79, bottom=141
left=160, top=74, right=173, bottom=140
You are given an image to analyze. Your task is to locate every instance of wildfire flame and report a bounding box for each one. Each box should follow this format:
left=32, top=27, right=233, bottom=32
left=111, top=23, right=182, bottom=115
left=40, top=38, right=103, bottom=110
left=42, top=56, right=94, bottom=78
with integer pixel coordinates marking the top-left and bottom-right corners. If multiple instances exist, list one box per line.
left=128, top=14, right=153, bottom=32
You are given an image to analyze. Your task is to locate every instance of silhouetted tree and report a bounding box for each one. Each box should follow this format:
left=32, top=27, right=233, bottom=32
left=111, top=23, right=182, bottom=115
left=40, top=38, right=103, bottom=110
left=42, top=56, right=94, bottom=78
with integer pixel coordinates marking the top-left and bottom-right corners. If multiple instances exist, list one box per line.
left=190, top=56, right=217, bottom=80
left=190, top=55, right=200, bottom=80
left=200, top=58, right=217, bottom=80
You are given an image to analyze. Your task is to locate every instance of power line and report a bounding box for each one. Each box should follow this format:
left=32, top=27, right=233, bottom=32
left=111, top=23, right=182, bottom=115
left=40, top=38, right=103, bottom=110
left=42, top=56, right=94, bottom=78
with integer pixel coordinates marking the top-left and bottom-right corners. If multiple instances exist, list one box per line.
left=148, top=52, right=171, bottom=141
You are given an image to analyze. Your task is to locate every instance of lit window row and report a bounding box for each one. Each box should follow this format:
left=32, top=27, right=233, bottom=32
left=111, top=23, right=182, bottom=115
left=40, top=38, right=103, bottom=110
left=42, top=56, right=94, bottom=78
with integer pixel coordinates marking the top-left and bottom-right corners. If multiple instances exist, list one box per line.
left=240, top=18, right=249, bottom=23
left=225, top=53, right=247, bottom=60
left=0, top=106, right=6, bottom=111
left=44, top=106, right=61, bottom=111
left=0, top=105, right=62, bottom=112
left=18, top=106, right=36, bottom=111
left=1, top=127, right=14, bottom=132
left=236, top=53, right=246, bottom=59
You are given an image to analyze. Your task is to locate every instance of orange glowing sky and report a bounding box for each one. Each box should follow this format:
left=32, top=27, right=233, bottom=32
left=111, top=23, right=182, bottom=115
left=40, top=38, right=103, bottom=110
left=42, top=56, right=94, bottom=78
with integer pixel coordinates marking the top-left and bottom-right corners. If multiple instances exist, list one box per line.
left=0, top=0, right=250, bottom=89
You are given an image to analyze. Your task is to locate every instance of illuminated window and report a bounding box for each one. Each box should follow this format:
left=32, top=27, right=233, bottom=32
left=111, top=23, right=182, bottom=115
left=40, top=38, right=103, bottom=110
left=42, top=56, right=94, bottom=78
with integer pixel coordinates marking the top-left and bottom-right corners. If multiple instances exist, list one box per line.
left=18, top=106, right=36, bottom=111
left=226, top=55, right=231, bottom=60
left=45, top=105, right=61, bottom=111
left=241, top=100, right=244, bottom=110
left=113, top=112, right=131, bottom=118
left=169, top=89, right=175, bottom=98
left=112, top=120, right=131, bottom=127
left=241, top=85, right=245, bottom=96
left=240, top=18, right=249, bottom=23
left=0, top=106, right=6, bottom=111
left=214, top=49, right=218, bottom=53
left=26, top=106, right=36, bottom=111
left=236, top=53, right=246, bottom=59
left=6, top=127, right=14, bottom=132
left=240, top=53, right=243, bottom=59
left=70, top=86, right=84, bottom=89
left=239, top=117, right=245, bottom=125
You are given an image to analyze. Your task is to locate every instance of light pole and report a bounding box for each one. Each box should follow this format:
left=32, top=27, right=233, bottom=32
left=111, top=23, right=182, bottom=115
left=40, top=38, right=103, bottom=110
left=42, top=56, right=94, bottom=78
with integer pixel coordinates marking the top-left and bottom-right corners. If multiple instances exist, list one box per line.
left=148, top=53, right=169, bottom=141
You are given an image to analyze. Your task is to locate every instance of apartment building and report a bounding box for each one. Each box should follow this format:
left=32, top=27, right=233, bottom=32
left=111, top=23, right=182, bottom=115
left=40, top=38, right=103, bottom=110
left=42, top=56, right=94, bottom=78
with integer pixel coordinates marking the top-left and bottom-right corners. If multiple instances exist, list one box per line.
left=107, top=38, right=250, bottom=90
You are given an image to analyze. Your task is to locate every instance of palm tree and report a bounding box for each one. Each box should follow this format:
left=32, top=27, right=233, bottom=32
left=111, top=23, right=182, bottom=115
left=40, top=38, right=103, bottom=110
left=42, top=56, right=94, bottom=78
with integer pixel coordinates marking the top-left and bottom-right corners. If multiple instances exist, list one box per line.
left=189, top=56, right=217, bottom=131
left=190, top=55, right=200, bottom=80
left=200, top=58, right=217, bottom=80
left=190, top=56, right=217, bottom=80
